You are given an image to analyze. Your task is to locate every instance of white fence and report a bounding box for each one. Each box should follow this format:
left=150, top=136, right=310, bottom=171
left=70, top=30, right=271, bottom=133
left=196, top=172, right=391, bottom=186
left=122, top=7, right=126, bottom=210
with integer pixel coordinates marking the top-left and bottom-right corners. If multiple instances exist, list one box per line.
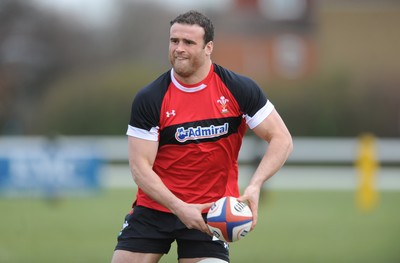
left=0, top=136, right=399, bottom=191
left=267, top=137, right=400, bottom=190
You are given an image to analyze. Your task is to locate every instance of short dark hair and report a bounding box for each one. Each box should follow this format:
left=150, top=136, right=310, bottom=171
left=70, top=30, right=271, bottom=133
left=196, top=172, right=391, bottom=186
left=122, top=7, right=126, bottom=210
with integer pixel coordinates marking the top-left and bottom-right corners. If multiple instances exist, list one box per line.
left=170, top=10, right=214, bottom=44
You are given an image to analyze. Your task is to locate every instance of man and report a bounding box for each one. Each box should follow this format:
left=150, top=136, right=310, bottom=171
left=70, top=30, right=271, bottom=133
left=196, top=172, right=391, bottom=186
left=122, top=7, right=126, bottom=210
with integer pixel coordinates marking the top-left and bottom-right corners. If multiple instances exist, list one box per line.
left=111, top=10, right=292, bottom=263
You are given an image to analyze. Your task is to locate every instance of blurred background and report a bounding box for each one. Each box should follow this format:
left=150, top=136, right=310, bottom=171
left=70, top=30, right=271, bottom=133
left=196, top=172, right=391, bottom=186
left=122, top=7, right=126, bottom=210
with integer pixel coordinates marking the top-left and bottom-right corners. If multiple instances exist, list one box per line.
left=1, top=0, right=400, bottom=136
left=0, top=0, right=400, bottom=262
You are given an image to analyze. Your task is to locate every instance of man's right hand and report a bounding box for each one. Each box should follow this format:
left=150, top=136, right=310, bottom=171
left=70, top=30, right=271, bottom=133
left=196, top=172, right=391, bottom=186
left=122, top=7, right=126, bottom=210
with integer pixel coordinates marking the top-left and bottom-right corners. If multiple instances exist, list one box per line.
left=174, top=202, right=214, bottom=236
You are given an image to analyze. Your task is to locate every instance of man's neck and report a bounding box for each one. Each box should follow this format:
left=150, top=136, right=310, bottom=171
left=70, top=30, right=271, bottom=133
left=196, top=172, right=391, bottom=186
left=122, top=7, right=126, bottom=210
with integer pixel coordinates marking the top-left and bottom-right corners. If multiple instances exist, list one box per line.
left=173, top=60, right=212, bottom=85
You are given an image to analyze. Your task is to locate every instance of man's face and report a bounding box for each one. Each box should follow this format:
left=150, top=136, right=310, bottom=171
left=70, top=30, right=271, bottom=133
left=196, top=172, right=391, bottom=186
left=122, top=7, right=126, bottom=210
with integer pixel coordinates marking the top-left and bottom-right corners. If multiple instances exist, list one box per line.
left=169, top=23, right=212, bottom=78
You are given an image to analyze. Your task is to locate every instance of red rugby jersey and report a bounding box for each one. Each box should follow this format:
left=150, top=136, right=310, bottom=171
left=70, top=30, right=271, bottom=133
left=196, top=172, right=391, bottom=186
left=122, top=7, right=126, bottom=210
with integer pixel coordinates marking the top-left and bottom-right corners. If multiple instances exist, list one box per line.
left=127, top=63, right=274, bottom=212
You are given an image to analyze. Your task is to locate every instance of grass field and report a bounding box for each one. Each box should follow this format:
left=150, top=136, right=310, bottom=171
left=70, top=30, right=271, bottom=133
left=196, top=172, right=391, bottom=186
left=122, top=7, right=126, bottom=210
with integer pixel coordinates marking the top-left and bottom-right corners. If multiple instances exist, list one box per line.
left=1, top=189, right=400, bottom=263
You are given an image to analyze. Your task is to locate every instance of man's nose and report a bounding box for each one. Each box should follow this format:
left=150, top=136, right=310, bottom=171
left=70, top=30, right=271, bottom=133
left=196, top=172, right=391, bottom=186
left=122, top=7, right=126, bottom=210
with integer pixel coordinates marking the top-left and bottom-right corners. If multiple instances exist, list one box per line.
left=175, top=41, right=185, bottom=52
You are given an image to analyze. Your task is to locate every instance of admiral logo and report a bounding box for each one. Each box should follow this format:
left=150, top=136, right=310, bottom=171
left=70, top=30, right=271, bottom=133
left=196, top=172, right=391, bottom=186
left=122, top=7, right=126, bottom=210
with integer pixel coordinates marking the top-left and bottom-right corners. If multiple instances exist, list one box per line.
left=175, top=123, right=229, bottom=143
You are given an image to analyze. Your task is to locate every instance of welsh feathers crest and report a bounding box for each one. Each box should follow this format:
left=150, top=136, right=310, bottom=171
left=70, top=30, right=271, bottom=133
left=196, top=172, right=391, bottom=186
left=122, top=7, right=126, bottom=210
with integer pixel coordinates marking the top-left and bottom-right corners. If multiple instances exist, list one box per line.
left=217, top=96, right=229, bottom=114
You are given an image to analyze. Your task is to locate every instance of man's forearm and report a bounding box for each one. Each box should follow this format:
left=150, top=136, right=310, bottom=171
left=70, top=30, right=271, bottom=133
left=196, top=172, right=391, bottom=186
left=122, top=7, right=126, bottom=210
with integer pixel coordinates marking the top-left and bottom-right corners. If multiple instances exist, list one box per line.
left=130, top=163, right=185, bottom=214
left=249, top=134, right=293, bottom=189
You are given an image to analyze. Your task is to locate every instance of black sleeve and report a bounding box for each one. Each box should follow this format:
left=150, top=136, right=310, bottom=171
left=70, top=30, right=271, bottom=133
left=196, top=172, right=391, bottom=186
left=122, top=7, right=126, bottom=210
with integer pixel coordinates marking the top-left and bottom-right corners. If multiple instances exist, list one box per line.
left=214, top=64, right=268, bottom=118
left=129, top=71, right=171, bottom=131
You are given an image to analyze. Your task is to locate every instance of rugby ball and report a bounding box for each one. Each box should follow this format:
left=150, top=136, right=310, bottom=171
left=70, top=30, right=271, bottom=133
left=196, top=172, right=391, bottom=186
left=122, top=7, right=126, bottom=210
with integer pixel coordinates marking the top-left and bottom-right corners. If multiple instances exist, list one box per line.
left=206, top=196, right=253, bottom=242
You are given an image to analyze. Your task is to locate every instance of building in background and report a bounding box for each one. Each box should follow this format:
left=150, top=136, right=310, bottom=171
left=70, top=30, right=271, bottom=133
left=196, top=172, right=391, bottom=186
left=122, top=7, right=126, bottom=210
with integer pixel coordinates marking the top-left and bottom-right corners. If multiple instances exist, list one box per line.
left=213, top=0, right=317, bottom=81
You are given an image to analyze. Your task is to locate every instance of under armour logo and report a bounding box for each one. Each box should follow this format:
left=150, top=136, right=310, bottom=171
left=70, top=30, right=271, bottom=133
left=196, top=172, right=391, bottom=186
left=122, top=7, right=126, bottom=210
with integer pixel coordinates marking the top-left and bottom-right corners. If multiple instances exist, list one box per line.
left=166, top=110, right=176, bottom=118
left=224, top=242, right=229, bottom=250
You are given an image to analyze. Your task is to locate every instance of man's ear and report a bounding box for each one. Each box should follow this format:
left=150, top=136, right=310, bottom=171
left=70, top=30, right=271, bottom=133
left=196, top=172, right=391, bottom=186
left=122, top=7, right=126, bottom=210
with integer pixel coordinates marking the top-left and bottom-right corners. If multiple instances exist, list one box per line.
left=205, top=41, right=213, bottom=56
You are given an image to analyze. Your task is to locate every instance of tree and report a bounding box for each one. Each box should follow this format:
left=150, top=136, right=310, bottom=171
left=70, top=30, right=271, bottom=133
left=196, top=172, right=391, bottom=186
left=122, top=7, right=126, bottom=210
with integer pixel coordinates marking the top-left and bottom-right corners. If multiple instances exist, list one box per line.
left=0, top=0, right=100, bottom=134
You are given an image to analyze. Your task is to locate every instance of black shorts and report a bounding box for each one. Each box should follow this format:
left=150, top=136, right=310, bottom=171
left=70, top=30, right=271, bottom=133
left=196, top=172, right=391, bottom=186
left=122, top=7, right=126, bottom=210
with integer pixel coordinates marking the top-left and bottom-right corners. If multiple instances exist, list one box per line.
left=114, top=205, right=229, bottom=262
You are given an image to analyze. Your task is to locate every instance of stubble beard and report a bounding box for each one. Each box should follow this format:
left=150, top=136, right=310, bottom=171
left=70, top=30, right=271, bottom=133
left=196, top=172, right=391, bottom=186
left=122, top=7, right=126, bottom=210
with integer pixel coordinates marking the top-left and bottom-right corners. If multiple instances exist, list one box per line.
left=172, top=58, right=194, bottom=78
left=170, top=53, right=204, bottom=79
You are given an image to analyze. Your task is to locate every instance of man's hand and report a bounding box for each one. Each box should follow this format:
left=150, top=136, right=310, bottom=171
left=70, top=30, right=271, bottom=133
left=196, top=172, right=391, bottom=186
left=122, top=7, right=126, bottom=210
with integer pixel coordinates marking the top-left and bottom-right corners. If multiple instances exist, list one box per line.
left=237, top=185, right=261, bottom=231
left=174, top=202, right=214, bottom=236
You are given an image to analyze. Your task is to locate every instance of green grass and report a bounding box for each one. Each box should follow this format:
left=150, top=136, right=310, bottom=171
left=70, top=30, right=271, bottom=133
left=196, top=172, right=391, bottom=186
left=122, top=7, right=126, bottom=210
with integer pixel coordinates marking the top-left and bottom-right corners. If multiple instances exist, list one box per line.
left=1, top=189, right=399, bottom=263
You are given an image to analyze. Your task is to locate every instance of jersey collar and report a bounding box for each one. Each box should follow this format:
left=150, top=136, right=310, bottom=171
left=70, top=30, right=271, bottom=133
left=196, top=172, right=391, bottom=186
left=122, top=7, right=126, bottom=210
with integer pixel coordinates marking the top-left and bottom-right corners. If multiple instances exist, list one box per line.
left=170, top=64, right=214, bottom=93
